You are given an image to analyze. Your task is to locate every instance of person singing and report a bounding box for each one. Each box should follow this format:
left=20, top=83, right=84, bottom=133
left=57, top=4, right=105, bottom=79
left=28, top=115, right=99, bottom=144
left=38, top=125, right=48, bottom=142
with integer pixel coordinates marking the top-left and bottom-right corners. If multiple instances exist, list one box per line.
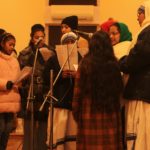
left=18, top=24, right=60, bottom=150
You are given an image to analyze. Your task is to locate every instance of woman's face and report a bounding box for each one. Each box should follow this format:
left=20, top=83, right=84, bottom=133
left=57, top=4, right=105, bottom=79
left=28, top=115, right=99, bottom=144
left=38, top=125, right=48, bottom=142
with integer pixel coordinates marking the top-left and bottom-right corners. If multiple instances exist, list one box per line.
left=61, top=24, right=72, bottom=34
left=109, top=25, right=120, bottom=46
left=137, top=11, right=145, bottom=26
left=32, top=30, right=45, bottom=48
left=2, top=39, right=15, bottom=55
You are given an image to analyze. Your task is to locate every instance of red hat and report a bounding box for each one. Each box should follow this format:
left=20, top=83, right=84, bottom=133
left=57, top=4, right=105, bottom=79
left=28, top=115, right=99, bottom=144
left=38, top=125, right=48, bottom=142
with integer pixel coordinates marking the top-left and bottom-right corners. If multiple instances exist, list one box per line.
left=100, top=18, right=117, bottom=33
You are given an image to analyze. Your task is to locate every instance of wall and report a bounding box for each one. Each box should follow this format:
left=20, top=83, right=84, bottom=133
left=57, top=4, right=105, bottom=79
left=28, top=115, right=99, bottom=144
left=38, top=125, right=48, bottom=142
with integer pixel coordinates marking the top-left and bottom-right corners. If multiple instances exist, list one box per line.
left=99, top=0, right=144, bottom=35
left=0, top=0, right=145, bottom=52
left=0, top=0, right=45, bottom=52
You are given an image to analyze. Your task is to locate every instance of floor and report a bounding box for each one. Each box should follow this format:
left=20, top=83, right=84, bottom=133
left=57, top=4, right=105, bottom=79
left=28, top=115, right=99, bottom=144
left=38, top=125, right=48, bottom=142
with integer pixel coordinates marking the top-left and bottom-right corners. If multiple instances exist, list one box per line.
left=6, top=118, right=24, bottom=150
left=7, top=134, right=23, bottom=150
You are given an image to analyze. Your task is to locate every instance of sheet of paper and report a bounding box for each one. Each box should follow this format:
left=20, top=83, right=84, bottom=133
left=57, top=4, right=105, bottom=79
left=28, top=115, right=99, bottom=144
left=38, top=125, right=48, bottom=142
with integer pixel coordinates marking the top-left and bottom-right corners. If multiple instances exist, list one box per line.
left=56, top=44, right=78, bottom=71
left=73, top=64, right=78, bottom=71
left=78, top=47, right=89, bottom=57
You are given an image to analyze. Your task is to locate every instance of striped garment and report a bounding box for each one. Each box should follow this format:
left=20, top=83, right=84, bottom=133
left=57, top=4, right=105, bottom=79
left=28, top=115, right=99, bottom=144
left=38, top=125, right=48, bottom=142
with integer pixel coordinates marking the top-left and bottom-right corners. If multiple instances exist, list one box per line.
left=72, top=70, right=123, bottom=150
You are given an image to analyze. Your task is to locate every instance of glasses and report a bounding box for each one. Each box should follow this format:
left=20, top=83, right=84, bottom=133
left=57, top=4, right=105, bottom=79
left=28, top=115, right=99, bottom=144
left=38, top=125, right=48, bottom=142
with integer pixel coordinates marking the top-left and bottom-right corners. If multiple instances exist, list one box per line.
left=109, top=32, right=119, bottom=36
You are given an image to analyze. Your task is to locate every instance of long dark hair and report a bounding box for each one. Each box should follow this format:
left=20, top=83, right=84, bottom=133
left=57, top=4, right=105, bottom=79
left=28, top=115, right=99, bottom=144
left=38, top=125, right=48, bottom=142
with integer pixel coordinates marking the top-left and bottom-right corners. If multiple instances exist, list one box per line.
left=78, top=31, right=123, bottom=112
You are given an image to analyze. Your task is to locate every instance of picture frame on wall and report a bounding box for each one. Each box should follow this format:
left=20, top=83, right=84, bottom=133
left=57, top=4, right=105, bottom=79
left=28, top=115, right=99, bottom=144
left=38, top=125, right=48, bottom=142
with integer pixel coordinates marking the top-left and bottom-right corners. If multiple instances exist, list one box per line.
left=49, top=0, right=97, bottom=5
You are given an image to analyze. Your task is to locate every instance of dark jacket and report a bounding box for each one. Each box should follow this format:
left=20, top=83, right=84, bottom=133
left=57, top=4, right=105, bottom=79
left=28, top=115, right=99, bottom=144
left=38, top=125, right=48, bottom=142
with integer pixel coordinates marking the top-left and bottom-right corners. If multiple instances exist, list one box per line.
left=54, top=75, right=75, bottom=110
left=119, top=25, right=150, bottom=102
left=18, top=44, right=60, bottom=119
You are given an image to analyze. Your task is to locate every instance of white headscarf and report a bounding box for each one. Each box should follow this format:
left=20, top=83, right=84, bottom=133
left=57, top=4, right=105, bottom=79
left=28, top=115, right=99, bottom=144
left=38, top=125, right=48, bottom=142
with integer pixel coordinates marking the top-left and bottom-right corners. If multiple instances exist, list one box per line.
left=128, top=0, right=150, bottom=52
left=61, top=32, right=78, bottom=45
left=141, top=0, right=150, bottom=27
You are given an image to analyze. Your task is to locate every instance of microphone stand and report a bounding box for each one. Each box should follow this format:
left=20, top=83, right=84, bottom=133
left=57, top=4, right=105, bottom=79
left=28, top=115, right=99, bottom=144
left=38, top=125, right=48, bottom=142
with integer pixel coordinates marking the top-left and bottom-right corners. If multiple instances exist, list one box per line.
left=39, top=36, right=79, bottom=150
left=49, top=70, right=54, bottom=150
left=26, top=45, right=39, bottom=150
left=39, top=37, right=79, bottom=111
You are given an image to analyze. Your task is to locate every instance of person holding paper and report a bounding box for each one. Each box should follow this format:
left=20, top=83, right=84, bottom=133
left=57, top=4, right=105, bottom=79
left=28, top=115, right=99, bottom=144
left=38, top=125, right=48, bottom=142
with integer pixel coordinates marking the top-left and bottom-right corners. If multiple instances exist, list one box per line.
left=0, top=32, right=21, bottom=150
left=47, top=16, right=84, bottom=150
left=61, top=15, right=89, bottom=58
left=18, top=24, right=60, bottom=150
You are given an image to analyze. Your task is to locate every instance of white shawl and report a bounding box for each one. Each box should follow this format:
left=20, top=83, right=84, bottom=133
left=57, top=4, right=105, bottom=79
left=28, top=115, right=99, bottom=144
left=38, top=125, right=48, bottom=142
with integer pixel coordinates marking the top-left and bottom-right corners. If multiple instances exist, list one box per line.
left=128, top=0, right=150, bottom=52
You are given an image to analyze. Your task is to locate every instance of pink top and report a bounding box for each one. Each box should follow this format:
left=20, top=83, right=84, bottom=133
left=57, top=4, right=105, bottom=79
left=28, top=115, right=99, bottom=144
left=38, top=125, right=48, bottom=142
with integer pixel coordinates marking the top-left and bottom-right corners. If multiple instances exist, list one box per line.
left=0, top=52, right=21, bottom=113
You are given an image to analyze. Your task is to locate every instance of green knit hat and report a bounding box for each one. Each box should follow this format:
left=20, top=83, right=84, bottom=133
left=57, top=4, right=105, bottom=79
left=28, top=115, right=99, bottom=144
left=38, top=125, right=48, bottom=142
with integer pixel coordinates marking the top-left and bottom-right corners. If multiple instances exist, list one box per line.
left=117, top=22, right=132, bottom=42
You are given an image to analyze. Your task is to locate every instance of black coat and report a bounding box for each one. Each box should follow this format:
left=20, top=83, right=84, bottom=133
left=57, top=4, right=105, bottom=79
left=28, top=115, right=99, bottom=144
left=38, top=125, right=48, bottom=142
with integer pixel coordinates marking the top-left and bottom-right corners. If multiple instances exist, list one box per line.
left=119, top=25, right=150, bottom=102
left=18, top=44, right=60, bottom=120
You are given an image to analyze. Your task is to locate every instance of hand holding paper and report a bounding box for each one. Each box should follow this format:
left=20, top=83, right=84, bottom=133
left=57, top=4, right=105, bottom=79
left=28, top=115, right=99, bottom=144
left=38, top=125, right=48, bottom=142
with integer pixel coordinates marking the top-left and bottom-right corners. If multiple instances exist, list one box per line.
left=56, top=44, right=78, bottom=71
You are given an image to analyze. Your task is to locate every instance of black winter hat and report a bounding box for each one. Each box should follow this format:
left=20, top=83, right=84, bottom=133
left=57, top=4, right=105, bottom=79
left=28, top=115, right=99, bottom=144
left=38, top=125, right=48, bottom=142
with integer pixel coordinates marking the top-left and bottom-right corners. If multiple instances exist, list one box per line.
left=30, top=24, right=45, bottom=37
left=61, top=15, right=78, bottom=30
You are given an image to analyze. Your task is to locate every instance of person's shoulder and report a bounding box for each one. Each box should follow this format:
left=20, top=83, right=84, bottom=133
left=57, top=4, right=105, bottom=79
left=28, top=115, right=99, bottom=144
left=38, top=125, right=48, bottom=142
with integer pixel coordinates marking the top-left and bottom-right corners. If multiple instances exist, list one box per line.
left=78, top=36, right=88, bottom=44
left=78, top=36, right=89, bottom=50
left=44, top=44, right=55, bottom=51
left=11, top=55, right=20, bottom=64
left=19, top=46, right=32, bottom=56
left=143, top=24, right=150, bottom=30
left=43, top=44, right=56, bottom=54
left=138, top=24, right=150, bottom=40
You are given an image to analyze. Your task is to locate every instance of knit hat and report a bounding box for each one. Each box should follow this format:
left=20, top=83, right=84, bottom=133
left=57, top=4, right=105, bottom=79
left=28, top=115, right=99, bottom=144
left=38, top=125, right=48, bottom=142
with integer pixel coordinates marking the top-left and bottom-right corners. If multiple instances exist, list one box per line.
left=61, top=16, right=78, bottom=30
left=116, top=22, right=132, bottom=42
left=100, top=18, right=117, bottom=33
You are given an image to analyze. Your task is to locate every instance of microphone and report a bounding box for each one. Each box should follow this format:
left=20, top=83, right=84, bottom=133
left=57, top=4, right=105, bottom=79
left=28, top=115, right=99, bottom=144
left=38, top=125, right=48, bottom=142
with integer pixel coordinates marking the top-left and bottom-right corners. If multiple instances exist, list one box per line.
left=73, top=30, right=93, bottom=38
left=35, top=37, right=43, bottom=46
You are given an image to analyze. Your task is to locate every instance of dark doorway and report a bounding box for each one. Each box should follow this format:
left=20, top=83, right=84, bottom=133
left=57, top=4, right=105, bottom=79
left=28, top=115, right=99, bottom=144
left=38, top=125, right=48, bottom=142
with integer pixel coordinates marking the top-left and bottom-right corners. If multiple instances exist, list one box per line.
left=48, top=25, right=97, bottom=48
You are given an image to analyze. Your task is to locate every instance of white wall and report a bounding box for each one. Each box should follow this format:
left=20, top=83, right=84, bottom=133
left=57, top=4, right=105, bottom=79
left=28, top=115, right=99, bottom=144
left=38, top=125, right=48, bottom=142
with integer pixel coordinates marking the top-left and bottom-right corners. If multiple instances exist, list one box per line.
left=99, top=0, right=144, bottom=35
left=0, top=0, right=45, bottom=52
left=0, top=0, right=145, bottom=52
